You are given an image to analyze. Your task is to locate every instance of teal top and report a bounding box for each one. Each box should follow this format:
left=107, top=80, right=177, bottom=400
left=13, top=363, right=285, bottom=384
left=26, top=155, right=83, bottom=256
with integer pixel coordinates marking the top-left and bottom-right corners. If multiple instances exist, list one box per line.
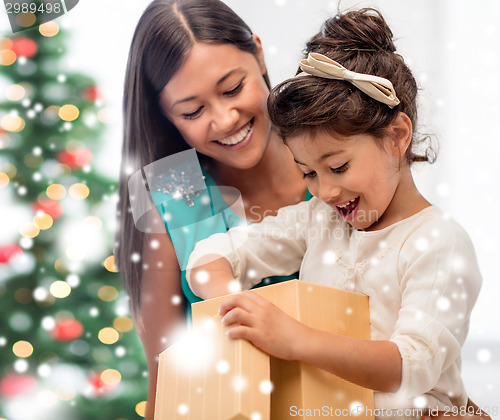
left=149, top=155, right=312, bottom=320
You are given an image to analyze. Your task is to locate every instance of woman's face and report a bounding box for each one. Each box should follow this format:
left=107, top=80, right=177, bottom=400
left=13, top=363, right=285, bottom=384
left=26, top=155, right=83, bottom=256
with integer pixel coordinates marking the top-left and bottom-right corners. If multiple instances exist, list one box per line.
left=159, top=39, right=271, bottom=170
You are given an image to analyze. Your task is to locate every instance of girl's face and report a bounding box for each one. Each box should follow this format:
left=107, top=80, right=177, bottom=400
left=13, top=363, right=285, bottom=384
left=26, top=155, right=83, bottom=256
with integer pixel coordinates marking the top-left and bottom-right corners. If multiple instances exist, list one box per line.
left=286, top=126, right=411, bottom=231
left=159, top=39, right=271, bottom=170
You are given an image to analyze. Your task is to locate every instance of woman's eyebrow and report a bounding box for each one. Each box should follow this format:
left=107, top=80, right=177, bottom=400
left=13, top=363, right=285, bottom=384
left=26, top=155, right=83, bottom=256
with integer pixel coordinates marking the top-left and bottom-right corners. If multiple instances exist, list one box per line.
left=172, top=68, right=243, bottom=109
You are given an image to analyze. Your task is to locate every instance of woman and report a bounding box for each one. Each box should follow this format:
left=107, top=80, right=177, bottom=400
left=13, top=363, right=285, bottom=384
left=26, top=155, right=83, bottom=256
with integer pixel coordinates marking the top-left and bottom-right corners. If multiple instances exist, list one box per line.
left=116, top=0, right=307, bottom=417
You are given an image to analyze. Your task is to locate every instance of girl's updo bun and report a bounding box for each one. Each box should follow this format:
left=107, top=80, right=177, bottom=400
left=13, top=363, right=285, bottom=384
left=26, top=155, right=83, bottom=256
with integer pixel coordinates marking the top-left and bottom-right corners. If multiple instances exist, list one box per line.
left=314, top=8, right=396, bottom=54
left=268, top=8, right=436, bottom=165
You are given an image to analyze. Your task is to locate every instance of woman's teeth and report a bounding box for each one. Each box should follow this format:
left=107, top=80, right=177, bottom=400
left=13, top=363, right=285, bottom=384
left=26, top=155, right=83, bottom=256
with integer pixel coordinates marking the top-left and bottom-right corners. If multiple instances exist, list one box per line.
left=217, top=121, right=252, bottom=145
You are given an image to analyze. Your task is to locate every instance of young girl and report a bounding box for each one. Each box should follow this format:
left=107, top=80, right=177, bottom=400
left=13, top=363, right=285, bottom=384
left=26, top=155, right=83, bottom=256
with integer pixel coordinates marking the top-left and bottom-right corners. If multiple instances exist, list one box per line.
left=116, top=0, right=307, bottom=417
left=186, top=8, right=486, bottom=418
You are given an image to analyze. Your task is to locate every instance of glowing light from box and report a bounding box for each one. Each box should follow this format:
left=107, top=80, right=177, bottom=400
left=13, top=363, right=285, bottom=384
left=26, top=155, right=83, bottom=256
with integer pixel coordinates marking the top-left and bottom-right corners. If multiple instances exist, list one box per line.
left=98, top=327, right=119, bottom=345
left=20, top=222, right=40, bottom=238
left=12, top=340, right=33, bottom=358
left=50, top=281, right=71, bottom=298
left=46, top=184, right=66, bottom=200
left=135, top=401, right=147, bottom=417
left=58, top=104, right=79, bottom=121
left=251, top=413, right=263, bottom=420
left=39, top=21, right=59, bottom=37
left=6, top=84, right=26, bottom=101
left=98, top=285, right=118, bottom=302
left=68, top=183, right=89, bottom=199
left=100, top=369, right=121, bottom=386
left=104, top=255, right=119, bottom=272
left=170, top=320, right=217, bottom=373
left=1, top=114, right=25, bottom=132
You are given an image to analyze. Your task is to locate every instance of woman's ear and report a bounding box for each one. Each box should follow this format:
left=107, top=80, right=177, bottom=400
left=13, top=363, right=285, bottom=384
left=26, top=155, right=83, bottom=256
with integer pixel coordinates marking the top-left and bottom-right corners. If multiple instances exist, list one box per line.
left=252, top=34, right=267, bottom=75
left=390, top=112, right=413, bottom=157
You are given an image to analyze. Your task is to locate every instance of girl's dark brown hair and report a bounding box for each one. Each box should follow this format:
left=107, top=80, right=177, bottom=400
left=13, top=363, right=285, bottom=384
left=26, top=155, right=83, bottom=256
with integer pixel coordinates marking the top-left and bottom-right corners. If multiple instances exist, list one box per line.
left=268, top=8, right=436, bottom=164
left=116, top=0, right=271, bottom=316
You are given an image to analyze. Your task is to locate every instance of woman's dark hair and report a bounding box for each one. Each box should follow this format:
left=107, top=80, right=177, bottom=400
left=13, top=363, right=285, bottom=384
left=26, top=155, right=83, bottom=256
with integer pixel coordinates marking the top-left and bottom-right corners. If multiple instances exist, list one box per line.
left=116, top=0, right=270, bottom=316
left=268, top=8, right=436, bottom=164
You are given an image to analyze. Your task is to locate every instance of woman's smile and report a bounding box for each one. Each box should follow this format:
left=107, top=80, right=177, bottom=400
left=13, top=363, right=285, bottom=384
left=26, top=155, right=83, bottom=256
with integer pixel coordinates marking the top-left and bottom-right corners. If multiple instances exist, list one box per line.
left=215, top=118, right=253, bottom=148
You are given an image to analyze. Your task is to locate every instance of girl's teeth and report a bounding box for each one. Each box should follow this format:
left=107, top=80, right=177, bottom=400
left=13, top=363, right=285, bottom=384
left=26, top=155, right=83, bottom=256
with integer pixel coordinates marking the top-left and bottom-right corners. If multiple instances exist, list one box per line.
left=217, top=122, right=252, bottom=145
left=337, top=197, right=357, bottom=209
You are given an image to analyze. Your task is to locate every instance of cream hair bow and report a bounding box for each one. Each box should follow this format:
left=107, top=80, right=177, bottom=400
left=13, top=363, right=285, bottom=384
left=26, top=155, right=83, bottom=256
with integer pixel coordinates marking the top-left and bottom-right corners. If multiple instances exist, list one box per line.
left=299, top=52, right=400, bottom=108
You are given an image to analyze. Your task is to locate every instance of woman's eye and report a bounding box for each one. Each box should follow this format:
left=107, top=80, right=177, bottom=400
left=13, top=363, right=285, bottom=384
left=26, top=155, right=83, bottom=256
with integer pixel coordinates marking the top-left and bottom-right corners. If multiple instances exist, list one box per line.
left=303, top=171, right=317, bottom=179
left=331, top=162, right=349, bottom=174
left=182, top=107, right=203, bottom=120
left=224, top=81, right=244, bottom=96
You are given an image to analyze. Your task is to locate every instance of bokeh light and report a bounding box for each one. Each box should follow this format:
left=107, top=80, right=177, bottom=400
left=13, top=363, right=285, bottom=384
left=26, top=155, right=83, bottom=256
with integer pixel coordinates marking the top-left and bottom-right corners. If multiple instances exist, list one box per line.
left=46, top=183, right=66, bottom=200
left=19, top=222, right=40, bottom=238
left=100, top=369, right=121, bottom=386
left=17, top=12, right=36, bottom=27
left=135, top=401, right=147, bottom=418
left=98, top=285, right=118, bottom=302
left=39, top=21, right=59, bottom=37
left=104, top=255, right=119, bottom=272
left=68, top=183, right=89, bottom=199
left=0, top=49, right=16, bottom=66
left=33, top=212, right=53, bottom=230
left=1, top=114, right=25, bottom=132
left=58, top=104, right=79, bottom=121
left=49, top=280, right=71, bottom=299
left=5, top=84, right=26, bottom=101
left=98, top=327, right=119, bottom=345
left=113, top=317, right=134, bottom=333
left=12, top=340, right=33, bottom=358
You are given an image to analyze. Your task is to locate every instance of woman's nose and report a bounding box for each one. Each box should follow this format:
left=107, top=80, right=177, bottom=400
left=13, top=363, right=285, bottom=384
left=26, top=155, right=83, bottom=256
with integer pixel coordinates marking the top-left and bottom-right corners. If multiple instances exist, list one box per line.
left=211, top=101, right=239, bottom=134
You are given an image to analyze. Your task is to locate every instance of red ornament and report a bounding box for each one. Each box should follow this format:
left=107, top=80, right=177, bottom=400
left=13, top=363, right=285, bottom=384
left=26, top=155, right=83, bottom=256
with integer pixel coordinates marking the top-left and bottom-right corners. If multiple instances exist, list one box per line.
left=51, top=319, right=84, bottom=342
left=82, top=86, right=102, bottom=102
left=88, top=371, right=116, bottom=396
left=56, top=147, right=93, bottom=169
left=0, top=245, right=23, bottom=263
left=33, top=198, right=63, bottom=220
left=11, top=37, right=38, bottom=58
left=0, top=374, right=37, bottom=397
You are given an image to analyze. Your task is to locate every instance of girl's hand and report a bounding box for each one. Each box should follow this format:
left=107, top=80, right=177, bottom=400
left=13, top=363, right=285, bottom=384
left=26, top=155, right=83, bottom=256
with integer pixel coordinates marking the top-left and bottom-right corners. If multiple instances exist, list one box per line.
left=218, top=291, right=311, bottom=361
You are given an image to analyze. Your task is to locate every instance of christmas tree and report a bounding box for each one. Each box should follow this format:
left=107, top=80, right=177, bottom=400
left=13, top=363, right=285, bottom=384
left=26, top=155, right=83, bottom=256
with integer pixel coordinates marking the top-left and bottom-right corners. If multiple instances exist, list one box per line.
left=0, top=20, right=148, bottom=420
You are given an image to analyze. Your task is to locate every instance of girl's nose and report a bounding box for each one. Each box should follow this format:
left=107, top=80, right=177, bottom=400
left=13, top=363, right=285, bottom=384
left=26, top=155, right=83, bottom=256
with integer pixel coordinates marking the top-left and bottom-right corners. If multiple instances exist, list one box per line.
left=317, top=178, right=341, bottom=203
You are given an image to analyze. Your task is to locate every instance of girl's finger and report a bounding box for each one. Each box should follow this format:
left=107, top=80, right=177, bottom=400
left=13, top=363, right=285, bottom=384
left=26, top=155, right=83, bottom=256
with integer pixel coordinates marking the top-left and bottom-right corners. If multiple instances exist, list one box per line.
left=221, top=306, right=253, bottom=327
left=219, top=292, right=255, bottom=316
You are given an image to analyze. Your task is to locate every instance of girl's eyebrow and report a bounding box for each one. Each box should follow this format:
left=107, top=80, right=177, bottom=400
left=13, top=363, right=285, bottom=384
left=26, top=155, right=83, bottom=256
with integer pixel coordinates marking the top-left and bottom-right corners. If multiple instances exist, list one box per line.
left=294, top=150, right=345, bottom=165
left=172, top=68, right=243, bottom=109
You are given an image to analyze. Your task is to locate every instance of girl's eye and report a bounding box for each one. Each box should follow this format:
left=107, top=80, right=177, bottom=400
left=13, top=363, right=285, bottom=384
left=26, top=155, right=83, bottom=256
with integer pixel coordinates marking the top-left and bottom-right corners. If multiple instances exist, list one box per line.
left=303, top=171, right=317, bottom=179
left=224, top=81, right=244, bottom=96
left=182, top=107, right=203, bottom=120
left=331, top=162, right=348, bottom=174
